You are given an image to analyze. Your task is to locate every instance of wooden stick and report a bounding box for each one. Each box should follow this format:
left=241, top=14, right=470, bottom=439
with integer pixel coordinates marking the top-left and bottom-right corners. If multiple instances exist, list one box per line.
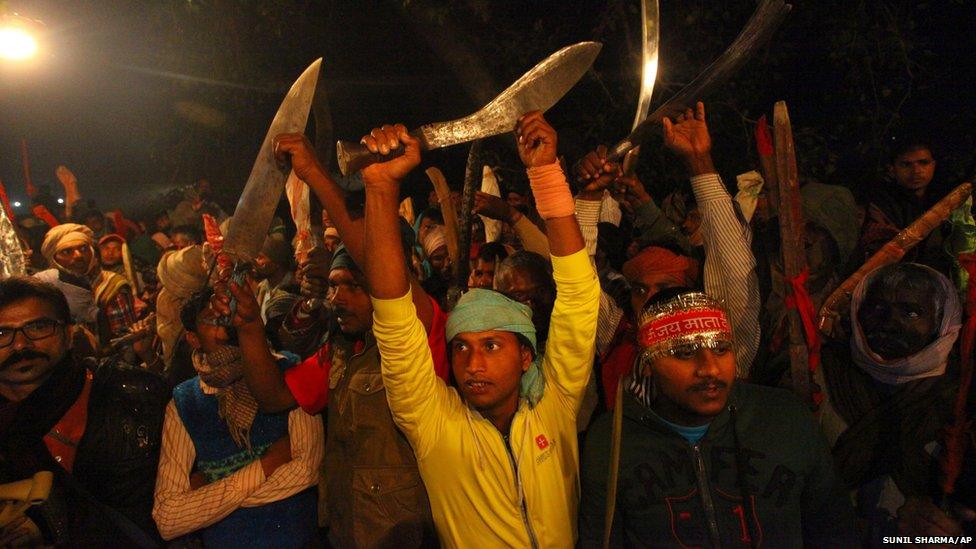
left=773, top=101, right=811, bottom=404
left=425, top=167, right=460, bottom=268
left=817, top=181, right=974, bottom=338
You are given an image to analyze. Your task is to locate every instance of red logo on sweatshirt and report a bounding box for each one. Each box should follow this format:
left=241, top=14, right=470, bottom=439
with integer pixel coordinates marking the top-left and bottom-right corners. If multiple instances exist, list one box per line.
left=535, top=434, right=549, bottom=450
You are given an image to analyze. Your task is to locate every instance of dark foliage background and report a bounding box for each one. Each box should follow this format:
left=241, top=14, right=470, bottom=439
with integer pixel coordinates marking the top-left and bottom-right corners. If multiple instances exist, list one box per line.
left=0, top=0, right=973, bottom=215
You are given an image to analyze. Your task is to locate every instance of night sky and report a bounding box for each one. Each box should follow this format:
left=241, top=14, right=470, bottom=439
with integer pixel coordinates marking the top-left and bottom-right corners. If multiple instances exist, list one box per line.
left=1, top=0, right=974, bottom=217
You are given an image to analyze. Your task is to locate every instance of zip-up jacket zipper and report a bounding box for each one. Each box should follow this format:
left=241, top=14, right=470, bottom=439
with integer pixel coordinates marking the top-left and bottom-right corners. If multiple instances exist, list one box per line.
left=693, top=442, right=722, bottom=547
left=503, top=432, right=540, bottom=549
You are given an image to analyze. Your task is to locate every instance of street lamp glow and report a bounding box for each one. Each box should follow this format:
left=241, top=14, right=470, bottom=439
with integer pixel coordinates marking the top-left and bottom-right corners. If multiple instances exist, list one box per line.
left=0, top=26, right=38, bottom=60
left=57, top=197, right=64, bottom=204
left=12, top=201, right=22, bottom=208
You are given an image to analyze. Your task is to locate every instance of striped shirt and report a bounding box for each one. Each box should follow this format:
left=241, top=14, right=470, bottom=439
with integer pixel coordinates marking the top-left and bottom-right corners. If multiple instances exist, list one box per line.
left=152, top=380, right=323, bottom=541
left=583, top=173, right=761, bottom=403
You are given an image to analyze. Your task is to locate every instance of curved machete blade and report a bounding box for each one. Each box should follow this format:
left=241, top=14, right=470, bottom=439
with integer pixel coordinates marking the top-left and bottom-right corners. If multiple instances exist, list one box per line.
left=418, top=42, right=602, bottom=149
left=224, top=58, right=321, bottom=260
left=609, top=0, right=792, bottom=160
left=632, top=0, right=661, bottom=131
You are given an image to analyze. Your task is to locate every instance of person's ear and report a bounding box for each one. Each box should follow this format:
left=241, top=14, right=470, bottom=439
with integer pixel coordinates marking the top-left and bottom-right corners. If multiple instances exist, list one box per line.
left=520, top=344, right=533, bottom=373
left=185, top=331, right=201, bottom=350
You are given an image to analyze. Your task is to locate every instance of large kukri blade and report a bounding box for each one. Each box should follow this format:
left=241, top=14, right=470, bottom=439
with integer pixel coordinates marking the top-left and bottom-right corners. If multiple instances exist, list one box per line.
left=608, top=0, right=791, bottom=160
left=223, top=58, right=322, bottom=261
left=336, top=41, right=602, bottom=175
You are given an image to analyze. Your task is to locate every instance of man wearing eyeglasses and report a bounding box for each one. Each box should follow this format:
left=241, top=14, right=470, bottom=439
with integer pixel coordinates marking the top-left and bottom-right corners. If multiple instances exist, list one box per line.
left=0, top=276, right=169, bottom=546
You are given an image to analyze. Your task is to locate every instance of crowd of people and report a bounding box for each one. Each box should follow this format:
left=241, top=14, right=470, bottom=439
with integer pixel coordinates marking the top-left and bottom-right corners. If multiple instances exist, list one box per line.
left=0, top=101, right=973, bottom=548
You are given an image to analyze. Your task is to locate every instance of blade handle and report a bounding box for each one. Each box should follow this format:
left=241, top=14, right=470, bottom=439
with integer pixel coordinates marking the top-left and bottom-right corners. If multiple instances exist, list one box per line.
left=336, top=140, right=403, bottom=176
left=336, top=130, right=427, bottom=176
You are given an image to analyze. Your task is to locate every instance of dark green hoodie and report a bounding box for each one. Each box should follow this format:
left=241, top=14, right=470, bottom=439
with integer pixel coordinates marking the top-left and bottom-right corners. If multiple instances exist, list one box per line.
left=580, top=382, right=857, bottom=548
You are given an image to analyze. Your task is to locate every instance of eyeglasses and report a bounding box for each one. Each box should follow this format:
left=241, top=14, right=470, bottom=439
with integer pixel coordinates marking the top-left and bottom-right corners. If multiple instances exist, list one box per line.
left=0, top=319, right=64, bottom=348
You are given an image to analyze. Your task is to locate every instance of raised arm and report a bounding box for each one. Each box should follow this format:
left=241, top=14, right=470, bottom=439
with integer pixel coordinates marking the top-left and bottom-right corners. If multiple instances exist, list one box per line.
left=360, top=124, right=454, bottom=457
left=517, top=111, right=585, bottom=257
left=473, top=190, right=551, bottom=257
left=663, top=102, right=760, bottom=376
left=273, top=134, right=434, bottom=330
left=575, top=145, right=691, bottom=254
left=211, top=278, right=296, bottom=413
left=517, top=112, right=600, bottom=408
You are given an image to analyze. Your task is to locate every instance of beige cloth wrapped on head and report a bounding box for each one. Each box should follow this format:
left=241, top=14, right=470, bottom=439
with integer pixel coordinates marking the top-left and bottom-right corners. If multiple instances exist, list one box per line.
left=156, top=245, right=208, bottom=369
left=41, top=223, right=98, bottom=275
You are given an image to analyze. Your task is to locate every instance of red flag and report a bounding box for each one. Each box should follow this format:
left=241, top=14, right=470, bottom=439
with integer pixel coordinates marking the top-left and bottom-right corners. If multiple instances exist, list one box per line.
left=941, top=253, right=976, bottom=496
left=755, top=115, right=774, bottom=156
left=32, top=204, right=60, bottom=227
left=21, top=139, right=37, bottom=198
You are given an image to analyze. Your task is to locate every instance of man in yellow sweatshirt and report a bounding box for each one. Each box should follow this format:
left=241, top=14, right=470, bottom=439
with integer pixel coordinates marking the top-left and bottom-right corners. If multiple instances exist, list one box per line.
left=357, top=112, right=600, bottom=548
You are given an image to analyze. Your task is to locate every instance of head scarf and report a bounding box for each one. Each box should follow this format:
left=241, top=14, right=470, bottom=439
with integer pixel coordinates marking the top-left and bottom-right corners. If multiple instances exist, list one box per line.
left=801, top=182, right=858, bottom=265
left=850, top=264, right=961, bottom=384
left=97, top=233, right=124, bottom=247
left=622, top=246, right=699, bottom=288
left=447, top=288, right=544, bottom=406
left=41, top=223, right=98, bottom=276
left=422, top=225, right=447, bottom=257
left=329, top=244, right=358, bottom=273
left=157, top=245, right=208, bottom=299
left=191, top=345, right=259, bottom=450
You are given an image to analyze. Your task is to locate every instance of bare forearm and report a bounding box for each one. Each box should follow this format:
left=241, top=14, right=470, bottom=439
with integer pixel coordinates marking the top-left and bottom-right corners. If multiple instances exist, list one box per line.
left=301, top=168, right=366, bottom=261
left=238, top=323, right=296, bottom=413
left=304, top=166, right=432, bottom=327
left=365, top=185, right=410, bottom=299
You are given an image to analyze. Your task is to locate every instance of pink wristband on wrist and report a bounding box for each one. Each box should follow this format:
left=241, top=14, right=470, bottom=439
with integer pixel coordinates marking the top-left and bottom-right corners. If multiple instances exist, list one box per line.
left=527, top=162, right=575, bottom=219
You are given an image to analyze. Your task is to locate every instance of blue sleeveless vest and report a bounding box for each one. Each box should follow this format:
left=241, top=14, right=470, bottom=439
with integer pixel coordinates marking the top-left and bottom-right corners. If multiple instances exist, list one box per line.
left=173, top=376, right=316, bottom=548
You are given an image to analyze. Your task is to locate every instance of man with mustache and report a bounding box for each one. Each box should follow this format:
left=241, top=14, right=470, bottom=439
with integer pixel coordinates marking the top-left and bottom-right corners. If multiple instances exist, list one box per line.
left=815, top=263, right=975, bottom=542
left=580, top=287, right=856, bottom=547
left=358, top=112, right=600, bottom=547
left=0, top=276, right=169, bottom=546
left=233, top=132, right=451, bottom=547
left=574, top=103, right=761, bottom=414
left=34, top=223, right=138, bottom=348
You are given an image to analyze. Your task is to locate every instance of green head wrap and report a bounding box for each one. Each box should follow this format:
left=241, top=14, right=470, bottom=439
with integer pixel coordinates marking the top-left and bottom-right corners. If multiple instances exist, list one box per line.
left=446, top=288, right=545, bottom=406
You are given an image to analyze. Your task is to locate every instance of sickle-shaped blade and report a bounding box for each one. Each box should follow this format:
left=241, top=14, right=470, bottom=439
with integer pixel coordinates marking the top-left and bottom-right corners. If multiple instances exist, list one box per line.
left=223, top=58, right=321, bottom=261
left=609, top=0, right=791, bottom=160
left=419, top=42, right=602, bottom=149
left=337, top=42, right=601, bottom=176
left=631, top=0, right=660, bottom=131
